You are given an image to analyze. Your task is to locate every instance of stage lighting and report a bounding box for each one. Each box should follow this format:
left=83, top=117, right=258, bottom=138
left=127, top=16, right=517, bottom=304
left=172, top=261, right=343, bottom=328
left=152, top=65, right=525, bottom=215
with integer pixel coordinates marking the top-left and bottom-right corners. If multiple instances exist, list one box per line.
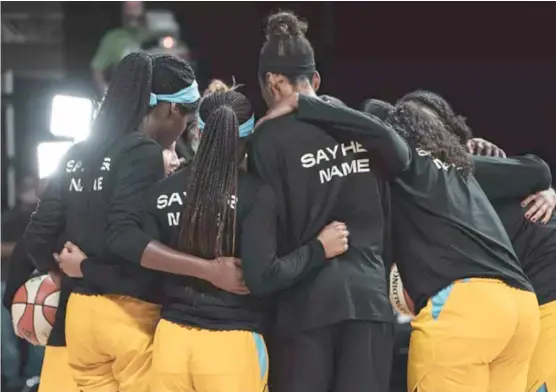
left=50, top=95, right=93, bottom=142
left=37, top=141, right=74, bottom=179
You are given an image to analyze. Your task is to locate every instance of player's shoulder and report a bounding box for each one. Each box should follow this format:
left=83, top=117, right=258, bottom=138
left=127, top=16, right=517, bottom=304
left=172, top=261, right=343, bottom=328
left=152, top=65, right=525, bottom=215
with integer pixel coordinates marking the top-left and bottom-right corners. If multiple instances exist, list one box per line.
left=238, top=172, right=274, bottom=203
left=252, top=114, right=301, bottom=144
left=154, top=165, right=190, bottom=194
left=118, top=133, right=162, bottom=153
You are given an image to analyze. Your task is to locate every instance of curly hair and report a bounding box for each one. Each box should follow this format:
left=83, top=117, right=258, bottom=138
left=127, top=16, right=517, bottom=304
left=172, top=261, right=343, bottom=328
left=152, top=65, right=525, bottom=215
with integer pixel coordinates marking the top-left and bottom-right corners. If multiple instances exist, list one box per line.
left=389, top=100, right=474, bottom=177
left=398, top=90, right=473, bottom=144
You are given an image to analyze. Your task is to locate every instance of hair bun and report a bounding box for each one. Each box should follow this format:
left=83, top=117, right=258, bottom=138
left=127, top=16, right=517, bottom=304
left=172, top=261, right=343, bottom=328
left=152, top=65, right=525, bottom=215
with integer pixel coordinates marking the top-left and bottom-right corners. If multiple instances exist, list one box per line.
left=266, top=11, right=308, bottom=39
left=205, top=79, right=231, bottom=95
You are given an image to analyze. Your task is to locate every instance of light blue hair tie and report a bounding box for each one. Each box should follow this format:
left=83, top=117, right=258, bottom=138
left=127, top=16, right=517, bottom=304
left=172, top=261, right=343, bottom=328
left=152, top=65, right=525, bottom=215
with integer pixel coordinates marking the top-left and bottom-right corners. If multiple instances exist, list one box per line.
left=149, top=80, right=200, bottom=107
left=198, top=114, right=255, bottom=139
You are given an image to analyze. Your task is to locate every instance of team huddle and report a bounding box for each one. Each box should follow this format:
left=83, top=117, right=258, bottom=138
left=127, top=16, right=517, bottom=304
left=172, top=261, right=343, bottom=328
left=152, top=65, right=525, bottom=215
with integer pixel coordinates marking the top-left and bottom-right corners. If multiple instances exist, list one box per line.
left=3, top=9, right=556, bottom=392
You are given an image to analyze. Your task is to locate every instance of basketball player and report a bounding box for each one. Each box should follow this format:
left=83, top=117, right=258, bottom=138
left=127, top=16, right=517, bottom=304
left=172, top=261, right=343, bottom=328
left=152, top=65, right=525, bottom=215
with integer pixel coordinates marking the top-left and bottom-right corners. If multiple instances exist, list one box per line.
left=399, top=90, right=556, bottom=392
left=260, top=93, right=546, bottom=392
left=11, top=53, right=246, bottom=392
left=147, top=86, right=348, bottom=392
left=2, top=143, right=185, bottom=392
left=250, top=11, right=400, bottom=392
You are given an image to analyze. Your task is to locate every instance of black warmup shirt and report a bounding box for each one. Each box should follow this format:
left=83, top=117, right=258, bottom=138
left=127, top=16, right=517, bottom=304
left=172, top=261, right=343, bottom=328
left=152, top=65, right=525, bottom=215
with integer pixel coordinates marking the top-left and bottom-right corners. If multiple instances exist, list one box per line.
left=295, top=96, right=534, bottom=314
left=248, top=98, right=403, bottom=336
left=142, top=168, right=325, bottom=333
left=13, top=132, right=165, bottom=305
left=473, top=156, right=555, bottom=304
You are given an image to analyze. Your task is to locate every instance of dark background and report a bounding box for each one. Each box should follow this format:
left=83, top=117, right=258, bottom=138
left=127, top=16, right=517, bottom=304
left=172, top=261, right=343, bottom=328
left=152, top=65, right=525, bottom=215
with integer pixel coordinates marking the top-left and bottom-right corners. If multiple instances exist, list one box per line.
left=3, top=2, right=555, bottom=209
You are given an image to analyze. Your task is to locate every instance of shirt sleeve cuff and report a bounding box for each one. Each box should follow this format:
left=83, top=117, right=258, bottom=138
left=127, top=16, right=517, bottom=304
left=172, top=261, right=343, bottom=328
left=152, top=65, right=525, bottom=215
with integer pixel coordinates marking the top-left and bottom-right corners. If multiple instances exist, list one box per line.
left=309, top=238, right=326, bottom=264
left=80, top=258, right=94, bottom=278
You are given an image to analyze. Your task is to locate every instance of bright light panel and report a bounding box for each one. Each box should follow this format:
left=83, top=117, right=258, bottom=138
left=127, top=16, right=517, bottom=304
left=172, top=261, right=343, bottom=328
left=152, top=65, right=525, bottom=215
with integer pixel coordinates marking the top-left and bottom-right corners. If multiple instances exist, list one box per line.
left=50, top=95, right=93, bottom=142
left=37, top=141, right=74, bottom=179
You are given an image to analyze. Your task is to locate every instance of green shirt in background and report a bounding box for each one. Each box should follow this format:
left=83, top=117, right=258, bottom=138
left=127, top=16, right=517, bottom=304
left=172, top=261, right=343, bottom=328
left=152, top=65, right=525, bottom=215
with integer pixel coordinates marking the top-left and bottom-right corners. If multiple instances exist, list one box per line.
left=91, top=27, right=146, bottom=71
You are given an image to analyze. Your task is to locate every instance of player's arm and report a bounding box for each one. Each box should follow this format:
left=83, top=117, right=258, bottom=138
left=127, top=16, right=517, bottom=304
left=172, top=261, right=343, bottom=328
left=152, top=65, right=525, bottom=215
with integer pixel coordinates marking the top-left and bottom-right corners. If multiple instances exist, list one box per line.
left=104, top=139, right=166, bottom=264
left=15, top=168, right=66, bottom=274
left=2, top=244, right=38, bottom=311
left=472, top=154, right=552, bottom=201
left=296, top=95, right=412, bottom=175
left=241, top=185, right=347, bottom=296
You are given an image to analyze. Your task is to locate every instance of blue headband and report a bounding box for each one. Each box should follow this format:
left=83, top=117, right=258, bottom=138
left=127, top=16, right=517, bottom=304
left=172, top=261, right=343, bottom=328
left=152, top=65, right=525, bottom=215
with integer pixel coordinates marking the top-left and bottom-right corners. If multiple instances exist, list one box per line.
left=149, top=81, right=200, bottom=107
left=198, top=114, right=255, bottom=138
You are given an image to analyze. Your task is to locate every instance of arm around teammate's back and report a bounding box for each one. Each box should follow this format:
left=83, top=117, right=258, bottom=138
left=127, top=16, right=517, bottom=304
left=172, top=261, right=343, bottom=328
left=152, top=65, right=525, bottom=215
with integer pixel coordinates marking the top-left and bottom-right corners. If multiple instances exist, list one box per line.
left=296, top=95, right=412, bottom=176
left=472, top=154, right=552, bottom=201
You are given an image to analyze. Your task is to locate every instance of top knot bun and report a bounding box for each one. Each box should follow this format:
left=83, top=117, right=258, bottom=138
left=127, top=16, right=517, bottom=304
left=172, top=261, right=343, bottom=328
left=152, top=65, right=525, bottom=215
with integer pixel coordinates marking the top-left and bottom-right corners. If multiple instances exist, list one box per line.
left=205, top=79, right=231, bottom=95
left=266, top=11, right=308, bottom=39
left=203, top=77, right=244, bottom=97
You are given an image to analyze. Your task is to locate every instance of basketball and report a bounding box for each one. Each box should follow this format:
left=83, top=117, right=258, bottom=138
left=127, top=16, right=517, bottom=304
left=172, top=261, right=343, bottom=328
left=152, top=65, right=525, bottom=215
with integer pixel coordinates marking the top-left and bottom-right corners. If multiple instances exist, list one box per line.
left=11, top=274, right=60, bottom=346
left=389, top=264, right=415, bottom=317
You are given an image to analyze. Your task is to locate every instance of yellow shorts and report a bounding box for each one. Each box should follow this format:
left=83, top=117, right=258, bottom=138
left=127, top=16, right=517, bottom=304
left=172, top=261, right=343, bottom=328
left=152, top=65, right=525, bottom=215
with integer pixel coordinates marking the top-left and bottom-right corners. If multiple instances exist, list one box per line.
left=150, top=319, right=268, bottom=392
left=65, top=293, right=160, bottom=392
left=38, top=346, right=79, bottom=392
left=528, top=300, right=556, bottom=392
left=408, top=278, right=540, bottom=392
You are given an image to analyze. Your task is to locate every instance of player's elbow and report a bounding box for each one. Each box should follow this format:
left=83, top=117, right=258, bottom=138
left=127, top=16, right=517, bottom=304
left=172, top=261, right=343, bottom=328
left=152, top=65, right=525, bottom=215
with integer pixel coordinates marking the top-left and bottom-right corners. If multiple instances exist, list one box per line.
left=244, top=275, right=271, bottom=297
left=526, top=155, right=552, bottom=189
left=243, top=268, right=275, bottom=297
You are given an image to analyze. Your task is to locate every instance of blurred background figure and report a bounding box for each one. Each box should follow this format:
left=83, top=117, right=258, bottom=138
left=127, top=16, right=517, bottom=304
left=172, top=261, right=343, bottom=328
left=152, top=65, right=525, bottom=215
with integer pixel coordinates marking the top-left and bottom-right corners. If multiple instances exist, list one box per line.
left=90, top=1, right=146, bottom=94
left=1, top=176, right=45, bottom=392
left=90, top=1, right=192, bottom=95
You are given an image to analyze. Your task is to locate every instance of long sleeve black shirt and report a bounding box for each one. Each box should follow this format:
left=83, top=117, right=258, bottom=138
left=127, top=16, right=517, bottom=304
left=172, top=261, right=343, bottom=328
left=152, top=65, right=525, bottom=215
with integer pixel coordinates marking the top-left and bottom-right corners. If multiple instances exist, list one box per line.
left=142, top=168, right=325, bottom=333
left=294, top=96, right=534, bottom=314
left=12, top=133, right=165, bottom=304
left=248, top=100, right=397, bottom=336
left=474, top=155, right=555, bottom=304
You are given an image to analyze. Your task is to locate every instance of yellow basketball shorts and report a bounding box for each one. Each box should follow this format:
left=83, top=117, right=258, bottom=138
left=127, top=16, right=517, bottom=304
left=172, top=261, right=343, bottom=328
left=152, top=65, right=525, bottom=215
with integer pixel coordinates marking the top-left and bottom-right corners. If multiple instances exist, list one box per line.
left=38, top=346, right=79, bottom=392
left=528, top=300, right=556, bottom=392
left=150, top=319, right=269, bottom=392
left=65, top=293, right=160, bottom=392
left=408, top=278, right=540, bottom=392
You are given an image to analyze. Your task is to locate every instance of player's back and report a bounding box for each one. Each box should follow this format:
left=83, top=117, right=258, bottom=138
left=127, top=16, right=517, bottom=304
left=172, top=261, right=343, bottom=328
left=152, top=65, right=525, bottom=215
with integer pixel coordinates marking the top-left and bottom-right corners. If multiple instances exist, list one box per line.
left=492, top=201, right=556, bottom=305
left=61, top=133, right=163, bottom=302
left=249, top=113, right=394, bottom=335
left=143, top=167, right=267, bottom=333
left=391, top=149, right=533, bottom=312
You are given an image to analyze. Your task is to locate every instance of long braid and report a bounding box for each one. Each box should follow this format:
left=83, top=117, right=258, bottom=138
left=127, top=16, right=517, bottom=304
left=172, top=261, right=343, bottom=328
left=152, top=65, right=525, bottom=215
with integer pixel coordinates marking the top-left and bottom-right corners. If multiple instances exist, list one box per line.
left=178, top=90, right=251, bottom=259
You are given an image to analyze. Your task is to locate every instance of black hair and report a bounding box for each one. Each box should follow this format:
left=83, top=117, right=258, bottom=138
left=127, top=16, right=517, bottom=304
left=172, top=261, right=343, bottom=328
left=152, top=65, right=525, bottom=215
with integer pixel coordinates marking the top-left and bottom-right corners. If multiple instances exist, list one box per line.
left=178, top=90, right=253, bottom=259
left=389, top=100, right=473, bottom=177
left=258, top=10, right=316, bottom=84
left=398, top=90, right=473, bottom=143
left=362, top=99, right=394, bottom=121
left=83, top=52, right=198, bottom=188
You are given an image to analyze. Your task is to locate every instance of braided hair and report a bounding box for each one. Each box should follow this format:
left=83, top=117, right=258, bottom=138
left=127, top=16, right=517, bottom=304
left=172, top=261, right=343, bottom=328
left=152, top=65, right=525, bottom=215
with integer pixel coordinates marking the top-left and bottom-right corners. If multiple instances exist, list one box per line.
left=178, top=90, right=253, bottom=259
left=82, top=52, right=197, bottom=188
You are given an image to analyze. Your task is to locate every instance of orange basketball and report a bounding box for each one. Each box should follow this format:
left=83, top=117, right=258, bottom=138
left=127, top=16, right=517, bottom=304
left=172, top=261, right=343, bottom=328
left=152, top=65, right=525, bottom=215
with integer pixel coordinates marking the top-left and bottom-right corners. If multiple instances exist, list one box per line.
left=389, top=264, right=415, bottom=316
left=11, top=274, right=60, bottom=346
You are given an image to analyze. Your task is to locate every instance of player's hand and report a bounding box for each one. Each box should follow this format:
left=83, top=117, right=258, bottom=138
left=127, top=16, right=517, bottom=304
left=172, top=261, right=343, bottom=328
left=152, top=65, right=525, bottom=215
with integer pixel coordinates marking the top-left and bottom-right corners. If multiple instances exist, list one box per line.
left=317, top=221, right=350, bottom=259
left=522, top=188, right=556, bottom=224
left=255, top=93, right=300, bottom=129
left=54, top=241, right=87, bottom=278
left=208, top=257, right=250, bottom=295
left=466, top=138, right=506, bottom=158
